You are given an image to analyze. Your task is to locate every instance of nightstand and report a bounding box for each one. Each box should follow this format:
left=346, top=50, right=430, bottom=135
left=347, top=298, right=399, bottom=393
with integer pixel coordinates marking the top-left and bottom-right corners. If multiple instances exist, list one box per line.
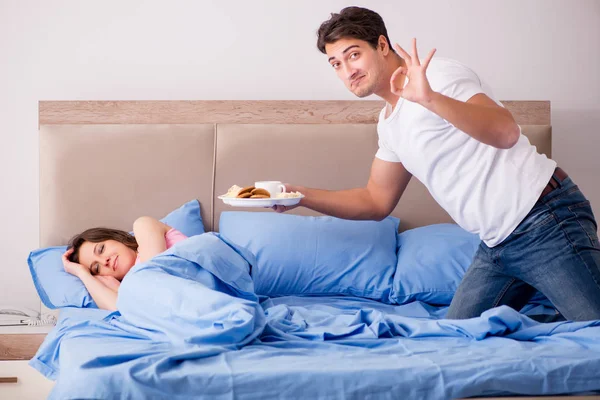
left=0, top=325, right=54, bottom=399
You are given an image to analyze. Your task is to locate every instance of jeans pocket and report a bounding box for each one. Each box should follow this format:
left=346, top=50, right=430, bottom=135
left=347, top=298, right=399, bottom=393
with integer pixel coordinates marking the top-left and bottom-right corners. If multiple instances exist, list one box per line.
left=568, top=201, right=600, bottom=248
left=512, top=206, right=555, bottom=235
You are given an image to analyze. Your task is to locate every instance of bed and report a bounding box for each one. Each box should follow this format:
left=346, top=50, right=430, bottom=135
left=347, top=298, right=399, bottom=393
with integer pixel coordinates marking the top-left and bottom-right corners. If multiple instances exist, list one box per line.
left=29, top=100, right=600, bottom=399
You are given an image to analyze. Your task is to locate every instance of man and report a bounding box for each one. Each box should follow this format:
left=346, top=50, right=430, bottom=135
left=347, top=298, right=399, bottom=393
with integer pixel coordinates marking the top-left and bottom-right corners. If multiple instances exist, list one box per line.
left=273, top=6, right=600, bottom=321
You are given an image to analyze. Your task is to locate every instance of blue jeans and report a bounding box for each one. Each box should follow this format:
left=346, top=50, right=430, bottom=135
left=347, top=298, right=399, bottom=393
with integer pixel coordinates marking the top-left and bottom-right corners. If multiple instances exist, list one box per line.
left=447, top=172, right=600, bottom=321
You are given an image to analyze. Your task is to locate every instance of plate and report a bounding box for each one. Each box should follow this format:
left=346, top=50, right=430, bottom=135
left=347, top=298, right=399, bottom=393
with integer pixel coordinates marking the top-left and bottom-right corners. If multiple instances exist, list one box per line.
left=218, top=195, right=304, bottom=208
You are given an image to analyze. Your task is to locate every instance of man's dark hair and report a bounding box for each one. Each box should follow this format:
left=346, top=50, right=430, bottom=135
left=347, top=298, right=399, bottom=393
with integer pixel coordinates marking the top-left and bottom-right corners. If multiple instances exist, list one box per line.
left=316, top=7, right=393, bottom=54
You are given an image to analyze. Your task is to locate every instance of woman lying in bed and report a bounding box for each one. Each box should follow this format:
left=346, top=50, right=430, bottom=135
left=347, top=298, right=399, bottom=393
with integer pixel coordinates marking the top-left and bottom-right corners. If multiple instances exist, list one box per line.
left=62, top=216, right=187, bottom=311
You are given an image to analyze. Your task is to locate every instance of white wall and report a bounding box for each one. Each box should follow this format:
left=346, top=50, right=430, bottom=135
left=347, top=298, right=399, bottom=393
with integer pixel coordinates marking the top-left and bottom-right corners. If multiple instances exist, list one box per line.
left=1, top=0, right=599, bottom=309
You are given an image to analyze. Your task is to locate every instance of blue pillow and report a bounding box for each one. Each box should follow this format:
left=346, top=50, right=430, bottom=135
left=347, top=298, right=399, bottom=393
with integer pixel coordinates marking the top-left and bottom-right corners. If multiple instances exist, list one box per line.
left=28, top=199, right=204, bottom=309
left=390, top=223, right=552, bottom=308
left=391, top=224, right=479, bottom=305
left=160, top=199, right=205, bottom=237
left=219, top=212, right=399, bottom=302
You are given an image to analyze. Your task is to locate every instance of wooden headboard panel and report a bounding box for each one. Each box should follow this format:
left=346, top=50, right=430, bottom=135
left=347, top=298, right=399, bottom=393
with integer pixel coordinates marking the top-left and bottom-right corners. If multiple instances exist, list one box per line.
left=38, top=100, right=550, bottom=241
left=39, top=100, right=549, bottom=125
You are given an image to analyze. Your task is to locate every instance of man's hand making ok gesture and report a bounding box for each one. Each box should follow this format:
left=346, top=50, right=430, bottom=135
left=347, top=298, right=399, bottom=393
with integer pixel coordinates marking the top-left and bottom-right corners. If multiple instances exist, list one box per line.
left=390, top=38, right=437, bottom=105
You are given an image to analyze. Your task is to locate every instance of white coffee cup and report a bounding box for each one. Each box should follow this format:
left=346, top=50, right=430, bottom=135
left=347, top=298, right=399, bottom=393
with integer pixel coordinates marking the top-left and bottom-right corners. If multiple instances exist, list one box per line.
left=255, top=181, right=286, bottom=197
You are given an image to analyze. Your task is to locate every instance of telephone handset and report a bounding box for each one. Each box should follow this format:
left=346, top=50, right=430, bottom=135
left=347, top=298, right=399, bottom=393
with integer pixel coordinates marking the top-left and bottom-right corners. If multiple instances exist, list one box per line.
left=0, top=305, right=57, bottom=327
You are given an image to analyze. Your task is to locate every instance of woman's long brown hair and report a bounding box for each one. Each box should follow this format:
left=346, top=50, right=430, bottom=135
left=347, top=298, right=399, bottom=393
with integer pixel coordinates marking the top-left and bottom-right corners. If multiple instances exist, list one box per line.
left=67, top=228, right=138, bottom=264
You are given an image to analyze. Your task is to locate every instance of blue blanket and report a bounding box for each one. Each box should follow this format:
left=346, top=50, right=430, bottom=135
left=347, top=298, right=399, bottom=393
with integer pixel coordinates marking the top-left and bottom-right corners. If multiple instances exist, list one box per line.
left=31, top=233, right=600, bottom=399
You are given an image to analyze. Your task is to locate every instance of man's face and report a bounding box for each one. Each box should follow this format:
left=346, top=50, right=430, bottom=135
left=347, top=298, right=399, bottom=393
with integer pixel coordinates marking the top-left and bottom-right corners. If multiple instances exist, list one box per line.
left=325, top=37, right=387, bottom=98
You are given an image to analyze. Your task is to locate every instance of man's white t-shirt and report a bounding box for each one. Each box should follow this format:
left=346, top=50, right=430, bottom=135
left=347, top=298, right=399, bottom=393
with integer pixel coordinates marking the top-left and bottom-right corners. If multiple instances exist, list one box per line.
left=376, top=57, right=556, bottom=247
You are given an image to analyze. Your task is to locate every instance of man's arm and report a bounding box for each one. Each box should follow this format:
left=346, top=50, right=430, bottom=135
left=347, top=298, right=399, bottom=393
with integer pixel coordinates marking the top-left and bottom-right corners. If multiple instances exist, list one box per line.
left=391, top=39, right=520, bottom=149
left=275, top=158, right=412, bottom=221
left=422, top=92, right=520, bottom=149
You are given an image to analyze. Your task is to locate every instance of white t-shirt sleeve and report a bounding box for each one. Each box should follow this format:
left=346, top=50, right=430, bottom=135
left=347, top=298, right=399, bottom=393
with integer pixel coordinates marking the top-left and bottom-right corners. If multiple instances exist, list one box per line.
left=434, top=60, right=485, bottom=103
left=375, top=138, right=401, bottom=162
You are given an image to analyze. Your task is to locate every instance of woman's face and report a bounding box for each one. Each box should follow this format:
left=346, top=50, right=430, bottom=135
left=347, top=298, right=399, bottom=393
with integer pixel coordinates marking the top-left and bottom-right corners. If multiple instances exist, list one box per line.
left=77, top=240, right=137, bottom=280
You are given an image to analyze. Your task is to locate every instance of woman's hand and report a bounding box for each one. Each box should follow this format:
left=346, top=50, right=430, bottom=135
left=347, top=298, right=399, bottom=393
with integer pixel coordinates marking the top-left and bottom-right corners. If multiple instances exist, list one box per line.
left=62, top=248, right=90, bottom=278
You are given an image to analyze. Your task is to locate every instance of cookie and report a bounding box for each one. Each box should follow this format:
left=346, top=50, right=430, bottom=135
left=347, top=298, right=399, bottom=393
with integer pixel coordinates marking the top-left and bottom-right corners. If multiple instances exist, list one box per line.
left=237, top=192, right=252, bottom=198
left=250, top=194, right=269, bottom=198
left=237, top=186, right=255, bottom=198
left=251, top=188, right=271, bottom=197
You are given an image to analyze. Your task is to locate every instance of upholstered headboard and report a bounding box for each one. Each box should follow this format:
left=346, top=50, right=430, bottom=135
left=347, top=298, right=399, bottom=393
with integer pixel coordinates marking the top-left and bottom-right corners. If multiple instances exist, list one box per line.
left=38, top=100, right=551, bottom=247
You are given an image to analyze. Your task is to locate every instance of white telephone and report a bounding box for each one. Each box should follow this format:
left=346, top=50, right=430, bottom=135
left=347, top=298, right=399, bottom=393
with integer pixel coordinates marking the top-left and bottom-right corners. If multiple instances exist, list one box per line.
left=0, top=305, right=57, bottom=327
